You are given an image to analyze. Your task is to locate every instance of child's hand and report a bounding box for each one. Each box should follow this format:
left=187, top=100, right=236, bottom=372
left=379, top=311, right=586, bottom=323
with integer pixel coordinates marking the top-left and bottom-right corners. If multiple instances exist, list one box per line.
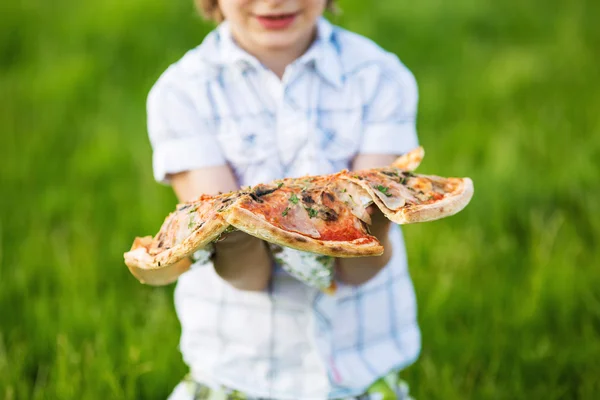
left=366, top=204, right=392, bottom=243
left=212, top=231, right=272, bottom=290
left=335, top=205, right=393, bottom=286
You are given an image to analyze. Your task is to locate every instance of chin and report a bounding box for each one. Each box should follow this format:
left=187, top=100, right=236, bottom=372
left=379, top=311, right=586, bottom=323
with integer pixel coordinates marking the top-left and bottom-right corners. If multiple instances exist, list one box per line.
left=255, top=31, right=305, bottom=50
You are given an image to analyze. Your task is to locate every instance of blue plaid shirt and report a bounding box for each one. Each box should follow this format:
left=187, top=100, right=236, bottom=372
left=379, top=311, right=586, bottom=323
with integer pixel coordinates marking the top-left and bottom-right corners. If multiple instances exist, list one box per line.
left=148, top=17, right=421, bottom=400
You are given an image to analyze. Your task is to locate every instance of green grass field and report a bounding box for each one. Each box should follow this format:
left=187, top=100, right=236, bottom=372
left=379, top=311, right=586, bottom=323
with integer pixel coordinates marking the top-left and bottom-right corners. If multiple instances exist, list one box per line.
left=1, top=0, right=599, bottom=398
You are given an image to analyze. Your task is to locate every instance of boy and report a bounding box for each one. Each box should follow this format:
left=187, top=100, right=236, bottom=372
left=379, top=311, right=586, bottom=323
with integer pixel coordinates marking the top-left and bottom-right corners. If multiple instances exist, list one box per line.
left=148, top=1, right=421, bottom=398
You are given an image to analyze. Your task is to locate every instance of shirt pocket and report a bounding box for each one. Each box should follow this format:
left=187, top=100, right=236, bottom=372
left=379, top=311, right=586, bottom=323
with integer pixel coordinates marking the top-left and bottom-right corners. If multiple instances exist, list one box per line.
left=314, top=109, right=362, bottom=163
left=216, top=115, right=277, bottom=169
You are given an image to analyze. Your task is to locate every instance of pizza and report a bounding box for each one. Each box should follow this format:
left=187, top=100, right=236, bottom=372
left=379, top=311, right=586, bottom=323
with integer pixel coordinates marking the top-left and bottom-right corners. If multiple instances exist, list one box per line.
left=223, top=173, right=384, bottom=258
left=124, top=192, right=240, bottom=284
left=124, top=147, right=473, bottom=287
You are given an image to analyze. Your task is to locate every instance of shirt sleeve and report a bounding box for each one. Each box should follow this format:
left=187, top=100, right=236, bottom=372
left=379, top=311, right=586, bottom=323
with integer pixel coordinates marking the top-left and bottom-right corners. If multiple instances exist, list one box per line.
left=358, top=56, right=420, bottom=155
left=147, top=70, right=226, bottom=184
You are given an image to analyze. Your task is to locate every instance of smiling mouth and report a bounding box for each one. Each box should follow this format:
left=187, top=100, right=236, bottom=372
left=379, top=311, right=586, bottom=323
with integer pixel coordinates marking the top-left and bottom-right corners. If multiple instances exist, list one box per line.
left=255, top=13, right=298, bottom=29
left=259, top=13, right=296, bottom=19
left=258, top=12, right=298, bottom=19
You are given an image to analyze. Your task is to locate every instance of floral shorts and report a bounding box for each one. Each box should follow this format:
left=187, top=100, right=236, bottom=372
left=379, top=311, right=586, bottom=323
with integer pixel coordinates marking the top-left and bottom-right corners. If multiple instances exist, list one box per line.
left=167, top=370, right=413, bottom=400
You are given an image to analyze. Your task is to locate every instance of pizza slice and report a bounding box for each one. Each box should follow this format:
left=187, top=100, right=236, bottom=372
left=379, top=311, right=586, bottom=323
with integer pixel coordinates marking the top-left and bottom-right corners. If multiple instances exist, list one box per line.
left=342, top=166, right=474, bottom=224
left=223, top=173, right=384, bottom=258
left=390, top=146, right=424, bottom=171
left=123, top=192, right=240, bottom=284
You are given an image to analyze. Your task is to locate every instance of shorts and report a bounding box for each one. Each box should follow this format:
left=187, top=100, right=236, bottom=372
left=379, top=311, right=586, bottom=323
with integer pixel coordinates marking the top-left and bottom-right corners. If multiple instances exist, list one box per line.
left=167, top=370, right=413, bottom=400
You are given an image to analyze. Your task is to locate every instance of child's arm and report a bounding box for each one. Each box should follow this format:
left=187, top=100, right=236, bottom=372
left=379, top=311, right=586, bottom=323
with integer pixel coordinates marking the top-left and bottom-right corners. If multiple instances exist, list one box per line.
left=335, top=154, right=397, bottom=285
left=170, top=166, right=272, bottom=291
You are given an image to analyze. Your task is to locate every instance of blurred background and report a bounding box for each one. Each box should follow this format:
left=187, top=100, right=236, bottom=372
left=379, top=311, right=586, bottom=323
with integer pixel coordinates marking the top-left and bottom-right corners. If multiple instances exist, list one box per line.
left=1, top=0, right=599, bottom=398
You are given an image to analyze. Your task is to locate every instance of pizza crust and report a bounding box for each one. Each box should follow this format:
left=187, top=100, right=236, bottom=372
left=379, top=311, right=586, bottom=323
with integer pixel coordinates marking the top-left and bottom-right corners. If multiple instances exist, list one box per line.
left=224, top=206, right=384, bottom=258
left=392, top=146, right=424, bottom=171
left=124, top=236, right=193, bottom=285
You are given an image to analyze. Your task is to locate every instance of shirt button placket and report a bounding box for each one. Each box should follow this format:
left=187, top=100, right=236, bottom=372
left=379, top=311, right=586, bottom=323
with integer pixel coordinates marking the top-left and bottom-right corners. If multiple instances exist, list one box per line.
left=278, top=75, right=298, bottom=176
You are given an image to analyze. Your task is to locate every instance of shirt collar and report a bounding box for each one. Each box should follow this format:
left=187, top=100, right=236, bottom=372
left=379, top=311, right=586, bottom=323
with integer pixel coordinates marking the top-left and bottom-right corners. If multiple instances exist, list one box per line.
left=209, top=17, right=343, bottom=88
left=295, top=18, right=343, bottom=88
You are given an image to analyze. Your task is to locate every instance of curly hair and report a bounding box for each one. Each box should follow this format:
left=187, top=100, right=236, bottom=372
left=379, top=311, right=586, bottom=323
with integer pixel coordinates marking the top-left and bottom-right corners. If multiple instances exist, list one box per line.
left=195, top=0, right=338, bottom=23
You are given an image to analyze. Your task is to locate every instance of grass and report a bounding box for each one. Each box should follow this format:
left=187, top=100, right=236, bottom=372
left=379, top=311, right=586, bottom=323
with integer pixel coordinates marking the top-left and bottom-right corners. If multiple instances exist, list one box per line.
left=1, top=0, right=599, bottom=398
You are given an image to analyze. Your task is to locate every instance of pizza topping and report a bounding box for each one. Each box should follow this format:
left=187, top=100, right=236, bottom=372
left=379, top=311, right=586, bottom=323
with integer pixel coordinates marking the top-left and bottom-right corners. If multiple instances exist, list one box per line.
left=372, top=188, right=406, bottom=210
left=305, top=207, right=318, bottom=218
left=177, top=204, right=192, bottom=211
left=322, top=191, right=335, bottom=202
left=428, top=192, right=444, bottom=202
left=346, top=170, right=419, bottom=210
left=319, top=208, right=338, bottom=222
left=249, top=192, right=263, bottom=203
left=376, top=185, right=392, bottom=197
left=238, top=176, right=375, bottom=242
left=300, top=202, right=338, bottom=222
left=302, top=193, right=315, bottom=204
left=279, top=203, right=321, bottom=238
left=332, top=180, right=372, bottom=224
left=289, top=193, right=299, bottom=204
left=254, top=184, right=279, bottom=197
left=381, top=170, right=399, bottom=178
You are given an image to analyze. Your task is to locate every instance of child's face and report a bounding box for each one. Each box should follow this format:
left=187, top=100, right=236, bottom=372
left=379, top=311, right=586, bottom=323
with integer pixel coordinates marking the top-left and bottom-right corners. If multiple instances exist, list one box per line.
left=219, top=0, right=327, bottom=52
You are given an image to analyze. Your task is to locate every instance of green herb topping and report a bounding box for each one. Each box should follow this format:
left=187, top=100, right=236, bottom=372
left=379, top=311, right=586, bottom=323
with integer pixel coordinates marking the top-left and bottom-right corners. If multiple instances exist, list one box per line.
left=289, top=193, right=299, bottom=204
left=281, top=207, right=290, bottom=217
left=306, top=207, right=318, bottom=218
left=376, top=185, right=392, bottom=197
